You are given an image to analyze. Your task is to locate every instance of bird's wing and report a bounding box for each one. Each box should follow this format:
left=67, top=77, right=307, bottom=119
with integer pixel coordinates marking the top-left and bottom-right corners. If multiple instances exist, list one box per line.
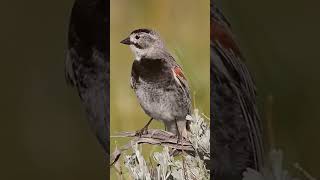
left=172, top=66, right=188, bottom=90
left=65, top=50, right=76, bottom=87
left=211, top=1, right=264, bottom=178
left=66, top=0, right=109, bottom=156
left=129, top=76, right=134, bottom=89
left=171, top=64, right=192, bottom=115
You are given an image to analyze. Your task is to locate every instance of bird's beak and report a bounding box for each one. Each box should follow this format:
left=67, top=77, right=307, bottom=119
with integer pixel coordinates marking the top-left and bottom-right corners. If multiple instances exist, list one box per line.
left=120, top=37, right=132, bottom=45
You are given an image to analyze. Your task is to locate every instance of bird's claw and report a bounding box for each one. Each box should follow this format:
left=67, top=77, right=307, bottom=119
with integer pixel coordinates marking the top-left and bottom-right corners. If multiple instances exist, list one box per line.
left=135, top=127, right=148, bottom=137
left=176, top=133, right=183, bottom=145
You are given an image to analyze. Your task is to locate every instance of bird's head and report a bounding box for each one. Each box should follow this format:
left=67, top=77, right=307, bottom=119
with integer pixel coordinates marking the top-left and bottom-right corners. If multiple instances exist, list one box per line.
left=120, top=28, right=165, bottom=60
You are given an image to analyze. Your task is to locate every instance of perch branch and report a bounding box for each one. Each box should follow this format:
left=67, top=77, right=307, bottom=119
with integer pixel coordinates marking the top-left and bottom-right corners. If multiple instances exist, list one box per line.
left=110, top=129, right=194, bottom=166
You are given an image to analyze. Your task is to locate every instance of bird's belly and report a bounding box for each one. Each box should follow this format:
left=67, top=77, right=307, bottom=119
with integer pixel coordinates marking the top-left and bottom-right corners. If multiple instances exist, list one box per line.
left=134, top=83, right=188, bottom=122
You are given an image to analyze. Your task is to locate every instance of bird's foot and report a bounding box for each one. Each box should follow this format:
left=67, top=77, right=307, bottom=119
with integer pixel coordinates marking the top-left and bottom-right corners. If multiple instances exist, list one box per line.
left=135, top=118, right=153, bottom=137
left=135, top=127, right=148, bottom=137
left=176, top=133, right=183, bottom=145
left=176, top=129, right=188, bottom=145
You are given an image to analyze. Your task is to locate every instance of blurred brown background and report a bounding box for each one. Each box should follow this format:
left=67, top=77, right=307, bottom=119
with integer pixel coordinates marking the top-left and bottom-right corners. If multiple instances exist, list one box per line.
left=220, top=0, right=320, bottom=177
left=0, top=0, right=319, bottom=179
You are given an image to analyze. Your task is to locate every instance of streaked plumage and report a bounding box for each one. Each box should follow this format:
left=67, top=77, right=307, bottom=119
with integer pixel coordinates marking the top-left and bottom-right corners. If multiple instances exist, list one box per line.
left=211, top=1, right=264, bottom=179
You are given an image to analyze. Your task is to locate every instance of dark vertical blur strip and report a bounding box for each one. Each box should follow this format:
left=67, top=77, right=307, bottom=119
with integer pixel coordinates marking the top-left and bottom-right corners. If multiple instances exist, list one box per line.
left=210, top=0, right=264, bottom=179
left=210, top=1, right=216, bottom=179
left=210, top=1, right=214, bottom=179
left=106, top=0, right=110, bottom=179
left=217, top=0, right=320, bottom=178
left=0, top=0, right=110, bottom=179
left=67, top=0, right=110, bottom=178
left=211, top=0, right=320, bottom=179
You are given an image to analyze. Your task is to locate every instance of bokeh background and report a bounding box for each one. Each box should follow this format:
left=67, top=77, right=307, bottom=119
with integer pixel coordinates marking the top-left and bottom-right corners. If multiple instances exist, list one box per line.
left=110, top=0, right=210, bottom=178
left=219, top=0, right=320, bottom=178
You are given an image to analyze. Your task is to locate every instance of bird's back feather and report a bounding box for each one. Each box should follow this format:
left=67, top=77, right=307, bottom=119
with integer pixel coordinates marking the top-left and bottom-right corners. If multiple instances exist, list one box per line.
left=211, top=1, right=264, bottom=179
left=65, top=0, right=109, bottom=157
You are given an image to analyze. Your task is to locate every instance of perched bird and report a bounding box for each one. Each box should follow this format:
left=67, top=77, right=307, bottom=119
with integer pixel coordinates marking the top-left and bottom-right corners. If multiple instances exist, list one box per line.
left=211, top=1, right=264, bottom=179
left=120, top=29, right=192, bottom=139
left=65, top=0, right=109, bottom=159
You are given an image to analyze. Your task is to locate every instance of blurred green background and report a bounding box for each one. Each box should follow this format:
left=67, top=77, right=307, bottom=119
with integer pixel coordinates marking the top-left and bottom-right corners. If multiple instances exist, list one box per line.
left=110, top=0, right=210, bottom=178
left=220, top=0, right=320, bottom=178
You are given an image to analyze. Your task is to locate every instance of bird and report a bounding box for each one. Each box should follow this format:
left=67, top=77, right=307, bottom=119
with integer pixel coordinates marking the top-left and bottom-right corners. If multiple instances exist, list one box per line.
left=211, top=1, right=264, bottom=179
left=65, top=0, right=109, bottom=160
left=120, top=28, right=192, bottom=139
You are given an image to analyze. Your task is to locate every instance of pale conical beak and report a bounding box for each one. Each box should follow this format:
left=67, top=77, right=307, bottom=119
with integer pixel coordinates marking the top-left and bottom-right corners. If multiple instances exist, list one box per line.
left=120, top=37, right=131, bottom=45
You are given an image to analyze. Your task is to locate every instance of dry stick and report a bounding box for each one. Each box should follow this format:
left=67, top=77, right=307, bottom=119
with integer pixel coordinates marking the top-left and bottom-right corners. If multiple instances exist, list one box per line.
left=110, top=129, right=194, bottom=166
left=293, top=163, right=317, bottom=180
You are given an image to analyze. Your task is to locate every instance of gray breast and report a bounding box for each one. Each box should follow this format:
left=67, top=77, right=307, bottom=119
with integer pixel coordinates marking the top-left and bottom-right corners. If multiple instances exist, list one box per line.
left=131, top=58, right=190, bottom=121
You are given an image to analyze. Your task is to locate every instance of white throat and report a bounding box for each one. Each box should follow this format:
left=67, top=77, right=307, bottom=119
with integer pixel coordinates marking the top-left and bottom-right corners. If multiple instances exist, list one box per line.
left=130, top=45, right=154, bottom=61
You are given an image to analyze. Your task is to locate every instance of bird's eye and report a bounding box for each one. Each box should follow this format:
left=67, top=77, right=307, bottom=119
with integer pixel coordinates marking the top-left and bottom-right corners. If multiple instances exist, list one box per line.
left=135, top=35, right=140, bottom=39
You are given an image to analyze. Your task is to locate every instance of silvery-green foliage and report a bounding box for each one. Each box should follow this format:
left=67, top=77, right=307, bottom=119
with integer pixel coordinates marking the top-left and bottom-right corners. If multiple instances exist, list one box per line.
left=153, top=147, right=172, bottom=179
left=123, top=109, right=210, bottom=180
left=187, top=109, right=210, bottom=158
left=124, top=143, right=152, bottom=180
left=243, top=149, right=299, bottom=180
left=183, top=154, right=210, bottom=179
left=153, top=146, right=183, bottom=180
left=152, top=147, right=209, bottom=180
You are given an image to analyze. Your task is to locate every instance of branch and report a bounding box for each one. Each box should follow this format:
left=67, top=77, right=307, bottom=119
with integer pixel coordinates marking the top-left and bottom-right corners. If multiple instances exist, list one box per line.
left=110, top=129, right=194, bottom=166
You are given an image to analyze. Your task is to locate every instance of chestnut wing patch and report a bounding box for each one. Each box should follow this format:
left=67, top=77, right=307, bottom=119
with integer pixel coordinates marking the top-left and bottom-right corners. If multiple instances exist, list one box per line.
left=172, top=66, right=187, bottom=89
left=211, top=18, right=242, bottom=57
left=174, top=67, right=186, bottom=80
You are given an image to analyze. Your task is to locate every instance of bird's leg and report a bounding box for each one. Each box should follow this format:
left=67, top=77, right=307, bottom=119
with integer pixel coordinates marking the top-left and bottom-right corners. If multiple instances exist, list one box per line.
left=136, top=118, right=153, bottom=137
left=175, top=119, right=182, bottom=145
